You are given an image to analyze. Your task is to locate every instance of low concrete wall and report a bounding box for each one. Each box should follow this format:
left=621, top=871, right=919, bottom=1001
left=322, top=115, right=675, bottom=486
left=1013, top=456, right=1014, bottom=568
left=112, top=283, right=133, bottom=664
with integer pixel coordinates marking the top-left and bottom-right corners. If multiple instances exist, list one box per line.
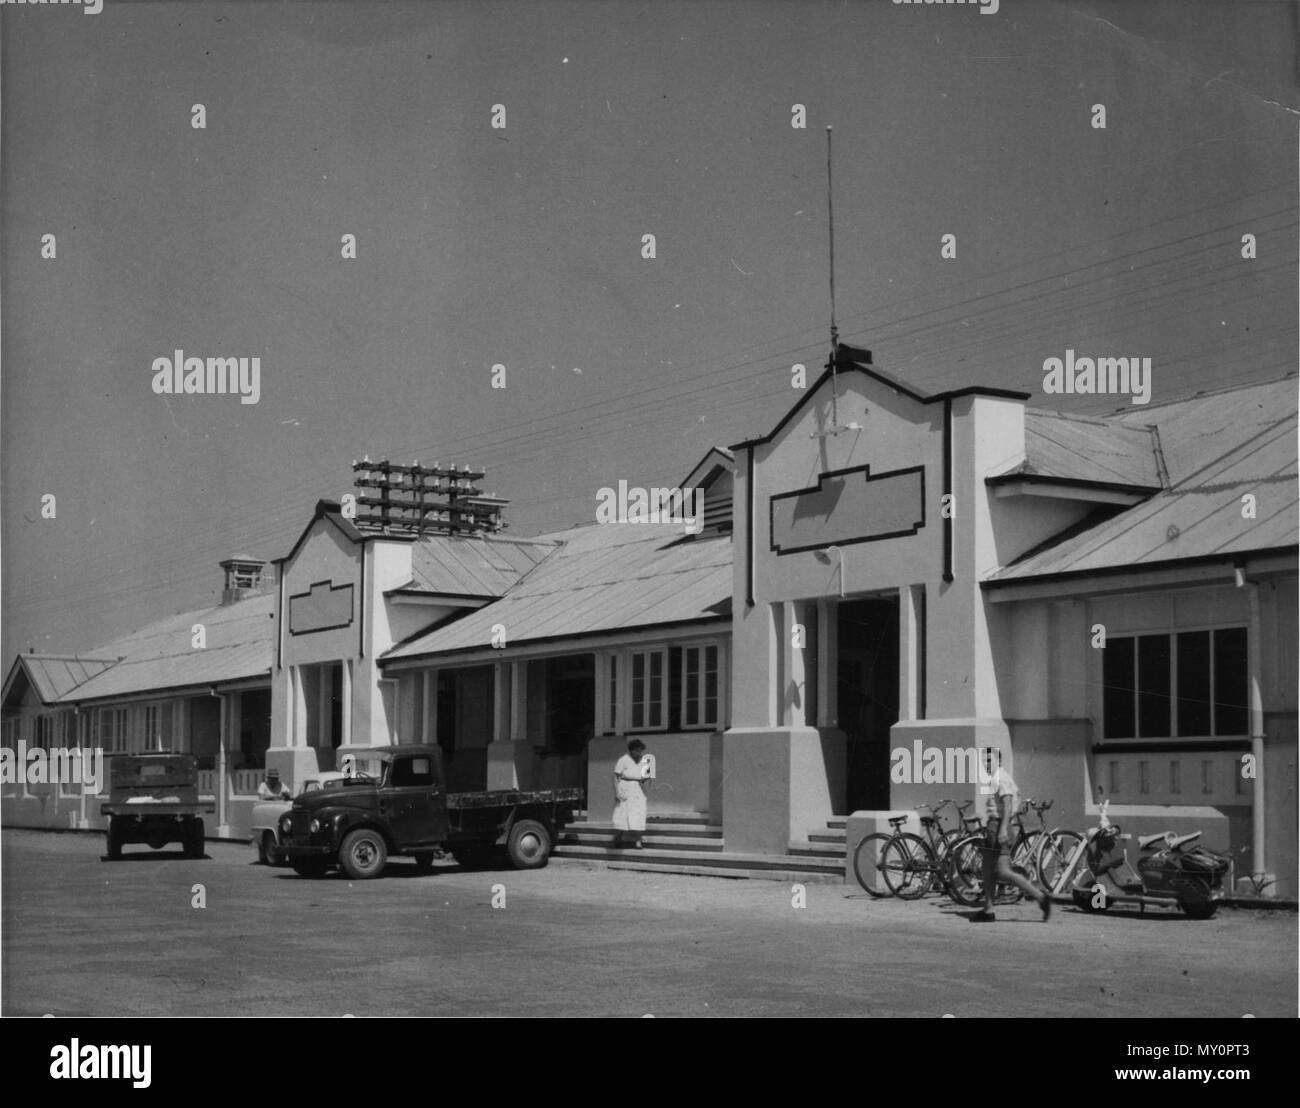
left=844, top=810, right=923, bottom=890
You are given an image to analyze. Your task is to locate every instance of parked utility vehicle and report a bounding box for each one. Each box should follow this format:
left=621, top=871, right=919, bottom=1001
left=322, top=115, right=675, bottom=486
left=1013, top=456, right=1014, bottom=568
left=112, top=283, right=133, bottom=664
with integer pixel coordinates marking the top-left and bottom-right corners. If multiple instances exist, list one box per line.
left=101, top=752, right=214, bottom=860
left=277, top=745, right=583, bottom=879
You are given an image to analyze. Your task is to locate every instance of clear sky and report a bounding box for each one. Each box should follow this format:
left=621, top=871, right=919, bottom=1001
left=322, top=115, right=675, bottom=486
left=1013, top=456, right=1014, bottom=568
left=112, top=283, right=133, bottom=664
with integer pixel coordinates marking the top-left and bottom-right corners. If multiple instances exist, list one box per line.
left=2, top=0, right=1296, bottom=663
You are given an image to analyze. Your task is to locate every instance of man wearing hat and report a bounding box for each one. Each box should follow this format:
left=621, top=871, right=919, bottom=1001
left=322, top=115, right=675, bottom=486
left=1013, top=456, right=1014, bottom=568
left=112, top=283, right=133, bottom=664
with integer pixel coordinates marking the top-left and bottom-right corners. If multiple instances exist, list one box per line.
left=257, top=767, right=290, bottom=801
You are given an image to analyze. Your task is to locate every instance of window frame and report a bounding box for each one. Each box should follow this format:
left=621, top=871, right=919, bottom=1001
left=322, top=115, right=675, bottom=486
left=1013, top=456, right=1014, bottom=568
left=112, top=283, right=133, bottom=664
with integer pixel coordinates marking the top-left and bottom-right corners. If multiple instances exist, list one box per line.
left=680, top=641, right=722, bottom=730
left=627, top=647, right=669, bottom=733
left=1100, top=622, right=1249, bottom=742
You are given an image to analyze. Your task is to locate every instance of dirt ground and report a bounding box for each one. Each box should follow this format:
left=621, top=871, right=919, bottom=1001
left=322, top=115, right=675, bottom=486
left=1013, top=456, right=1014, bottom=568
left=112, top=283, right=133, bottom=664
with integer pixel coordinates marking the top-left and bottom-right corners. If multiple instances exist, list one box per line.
left=2, top=829, right=1294, bottom=1017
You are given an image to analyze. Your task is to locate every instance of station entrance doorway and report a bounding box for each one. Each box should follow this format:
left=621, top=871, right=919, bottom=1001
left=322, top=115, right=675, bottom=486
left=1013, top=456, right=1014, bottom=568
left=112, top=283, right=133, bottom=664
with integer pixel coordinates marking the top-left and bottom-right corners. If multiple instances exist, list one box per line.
left=837, top=595, right=899, bottom=812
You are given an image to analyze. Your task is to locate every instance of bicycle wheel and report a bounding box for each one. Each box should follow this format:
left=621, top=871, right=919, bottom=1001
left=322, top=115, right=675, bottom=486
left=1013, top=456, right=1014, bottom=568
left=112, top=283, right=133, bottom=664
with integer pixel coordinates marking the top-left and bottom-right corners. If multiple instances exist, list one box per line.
left=945, top=834, right=987, bottom=907
left=881, top=833, right=935, bottom=900
left=1014, top=832, right=1042, bottom=886
left=934, top=829, right=966, bottom=892
left=1036, top=829, right=1085, bottom=895
left=852, top=832, right=895, bottom=897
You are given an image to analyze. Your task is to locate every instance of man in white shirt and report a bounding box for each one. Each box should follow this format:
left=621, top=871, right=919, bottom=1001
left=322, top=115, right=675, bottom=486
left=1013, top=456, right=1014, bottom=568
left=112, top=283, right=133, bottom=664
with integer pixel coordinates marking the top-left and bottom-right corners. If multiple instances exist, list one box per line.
left=974, top=745, right=1050, bottom=922
left=256, top=768, right=290, bottom=801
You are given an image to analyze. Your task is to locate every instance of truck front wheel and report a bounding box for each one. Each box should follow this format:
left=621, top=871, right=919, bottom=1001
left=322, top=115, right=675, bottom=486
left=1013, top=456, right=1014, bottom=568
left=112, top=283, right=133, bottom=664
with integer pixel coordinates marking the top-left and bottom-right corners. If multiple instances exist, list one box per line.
left=506, top=819, right=552, bottom=870
left=339, top=828, right=388, bottom=880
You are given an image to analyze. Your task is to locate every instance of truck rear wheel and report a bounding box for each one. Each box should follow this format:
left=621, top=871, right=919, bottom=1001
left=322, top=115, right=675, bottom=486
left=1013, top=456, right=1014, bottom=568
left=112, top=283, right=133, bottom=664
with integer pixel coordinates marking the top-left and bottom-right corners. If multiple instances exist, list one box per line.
left=106, top=820, right=123, bottom=860
left=412, top=853, right=437, bottom=873
left=290, top=858, right=329, bottom=878
left=184, top=819, right=205, bottom=859
left=506, top=819, right=551, bottom=870
left=339, top=828, right=388, bottom=879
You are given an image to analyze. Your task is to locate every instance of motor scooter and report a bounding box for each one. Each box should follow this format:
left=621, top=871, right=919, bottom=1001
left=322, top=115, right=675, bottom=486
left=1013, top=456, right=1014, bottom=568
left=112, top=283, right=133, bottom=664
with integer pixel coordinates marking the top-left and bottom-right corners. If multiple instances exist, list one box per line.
left=1064, top=794, right=1230, bottom=919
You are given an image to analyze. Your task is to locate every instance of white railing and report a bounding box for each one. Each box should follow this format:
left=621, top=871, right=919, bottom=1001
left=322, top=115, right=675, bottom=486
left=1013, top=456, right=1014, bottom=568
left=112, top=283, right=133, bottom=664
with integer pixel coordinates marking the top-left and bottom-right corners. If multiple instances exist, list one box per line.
left=188, top=769, right=265, bottom=797
left=231, top=769, right=263, bottom=796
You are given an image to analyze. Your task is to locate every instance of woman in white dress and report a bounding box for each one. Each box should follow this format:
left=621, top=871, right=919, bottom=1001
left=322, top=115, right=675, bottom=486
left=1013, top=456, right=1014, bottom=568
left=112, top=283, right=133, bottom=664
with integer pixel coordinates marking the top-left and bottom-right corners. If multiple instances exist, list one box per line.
left=612, top=739, right=649, bottom=848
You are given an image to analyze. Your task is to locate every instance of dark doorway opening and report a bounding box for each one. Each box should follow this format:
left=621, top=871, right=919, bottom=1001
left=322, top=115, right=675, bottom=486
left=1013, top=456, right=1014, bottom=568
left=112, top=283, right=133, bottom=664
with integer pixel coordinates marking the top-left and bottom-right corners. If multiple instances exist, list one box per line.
left=837, top=595, right=899, bottom=812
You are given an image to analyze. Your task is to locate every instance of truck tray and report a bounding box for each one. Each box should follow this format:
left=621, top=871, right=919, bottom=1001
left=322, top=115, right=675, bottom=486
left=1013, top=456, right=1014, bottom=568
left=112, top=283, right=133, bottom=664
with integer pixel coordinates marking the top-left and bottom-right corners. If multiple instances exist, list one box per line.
left=445, top=787, right=585, bottom=810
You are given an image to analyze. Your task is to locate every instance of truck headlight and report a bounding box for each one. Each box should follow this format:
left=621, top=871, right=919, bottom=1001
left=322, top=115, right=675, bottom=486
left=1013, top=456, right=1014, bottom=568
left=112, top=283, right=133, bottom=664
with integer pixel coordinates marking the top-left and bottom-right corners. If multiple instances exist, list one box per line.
left=280, top=815, right=292, bottom=834
left=310, top=818, right=321, bottom=833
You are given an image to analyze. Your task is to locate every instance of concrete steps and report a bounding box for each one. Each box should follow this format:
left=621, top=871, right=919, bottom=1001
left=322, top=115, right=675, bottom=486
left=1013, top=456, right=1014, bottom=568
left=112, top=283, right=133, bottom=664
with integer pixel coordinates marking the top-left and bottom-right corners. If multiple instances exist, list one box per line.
left=553, top=814, right=844, bottom=883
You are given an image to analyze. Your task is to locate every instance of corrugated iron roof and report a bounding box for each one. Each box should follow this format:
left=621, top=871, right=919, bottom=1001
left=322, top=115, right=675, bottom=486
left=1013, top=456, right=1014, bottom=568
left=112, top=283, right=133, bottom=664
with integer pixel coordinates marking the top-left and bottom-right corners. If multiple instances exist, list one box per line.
left=10, top=655, right=120, bottom=703
left=989, top=377, right=1298, bottom=582
left=1008, top=410, right=1162, bottom=488
left=65, top=594, right=275, bottom=701
left=396, top=535, right=556, bottom=598
left=384, top=523, right=731, bottom=661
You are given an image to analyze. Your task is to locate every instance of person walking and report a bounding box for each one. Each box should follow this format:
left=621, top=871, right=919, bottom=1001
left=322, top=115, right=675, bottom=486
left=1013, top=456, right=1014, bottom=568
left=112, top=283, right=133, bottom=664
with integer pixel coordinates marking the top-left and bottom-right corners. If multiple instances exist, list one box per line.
left=973, top=746, right=1051, bottom=922
left=612, top=739, right=650, bottom=848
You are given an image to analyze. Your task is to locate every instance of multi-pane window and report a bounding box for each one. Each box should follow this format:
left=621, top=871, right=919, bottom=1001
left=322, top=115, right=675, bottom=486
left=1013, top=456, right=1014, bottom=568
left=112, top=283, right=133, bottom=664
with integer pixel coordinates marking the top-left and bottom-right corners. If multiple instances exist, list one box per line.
left=607, top=655, right=618, bottom=735
left=34, top=715, right=54, bottom=749
left=1103, top=628, right=1248, bottom=739
left=681, top=645, right=720, bottom=729
left=629, top=649, right=667, bottom=731
left=142, top=705, right=161, bottom=751
left=101, top=708, right=129, bottom=754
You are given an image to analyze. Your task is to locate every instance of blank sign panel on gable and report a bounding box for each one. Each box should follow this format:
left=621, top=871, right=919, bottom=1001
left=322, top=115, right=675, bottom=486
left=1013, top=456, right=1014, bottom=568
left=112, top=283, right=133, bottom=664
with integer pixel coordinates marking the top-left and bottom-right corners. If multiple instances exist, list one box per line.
left=769, top=464, right=926, bottom=555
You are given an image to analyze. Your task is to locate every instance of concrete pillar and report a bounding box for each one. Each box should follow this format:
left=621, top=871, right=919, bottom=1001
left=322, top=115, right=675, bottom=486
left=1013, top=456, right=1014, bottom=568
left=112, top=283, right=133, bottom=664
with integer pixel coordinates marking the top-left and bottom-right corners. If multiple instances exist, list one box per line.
left=1248, top=583, right=1269, bottom=888
left=898, top=584, right=921, bottom=722
left=216, top=692, right=229, bottom=836
left=341, top=662, right=353, bottom=748
left=487, top=661, right=522, bottom=790
left=510, top=662, right=525, bottom=739
left=317, top=664, right=331, bottom=748
left=787, top=600, right=808, bottom=726
left=772, top=603, right=786, bottom=728
left=816, top=599, right=832, bottom=727
left=493, top=662, right=509, bottom=743
left=291, top=666, right=306, bottom=747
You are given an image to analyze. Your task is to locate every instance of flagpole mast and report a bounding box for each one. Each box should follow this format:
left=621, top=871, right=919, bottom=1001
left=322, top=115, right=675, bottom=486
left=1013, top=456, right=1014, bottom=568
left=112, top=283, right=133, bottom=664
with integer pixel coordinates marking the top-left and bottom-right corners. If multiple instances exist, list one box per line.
left=826, top=124, right=840, bottom=429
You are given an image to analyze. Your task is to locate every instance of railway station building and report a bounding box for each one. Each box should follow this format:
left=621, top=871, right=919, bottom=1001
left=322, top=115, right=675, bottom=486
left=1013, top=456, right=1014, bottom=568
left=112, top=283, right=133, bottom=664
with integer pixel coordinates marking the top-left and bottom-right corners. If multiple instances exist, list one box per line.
left=4, top=345, right=1296, bottom=895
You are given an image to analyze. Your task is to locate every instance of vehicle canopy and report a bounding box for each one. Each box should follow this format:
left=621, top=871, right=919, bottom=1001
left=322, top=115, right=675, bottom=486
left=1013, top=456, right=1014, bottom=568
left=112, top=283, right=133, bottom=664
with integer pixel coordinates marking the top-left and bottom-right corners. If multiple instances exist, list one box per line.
left=109, top=753, right=198, bottom=791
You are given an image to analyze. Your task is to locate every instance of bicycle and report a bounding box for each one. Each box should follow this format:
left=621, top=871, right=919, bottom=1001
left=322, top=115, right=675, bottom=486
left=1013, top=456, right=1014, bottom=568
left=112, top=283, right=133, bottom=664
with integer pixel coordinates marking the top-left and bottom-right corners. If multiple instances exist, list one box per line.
left=854, top=798, right=977, bottom=900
